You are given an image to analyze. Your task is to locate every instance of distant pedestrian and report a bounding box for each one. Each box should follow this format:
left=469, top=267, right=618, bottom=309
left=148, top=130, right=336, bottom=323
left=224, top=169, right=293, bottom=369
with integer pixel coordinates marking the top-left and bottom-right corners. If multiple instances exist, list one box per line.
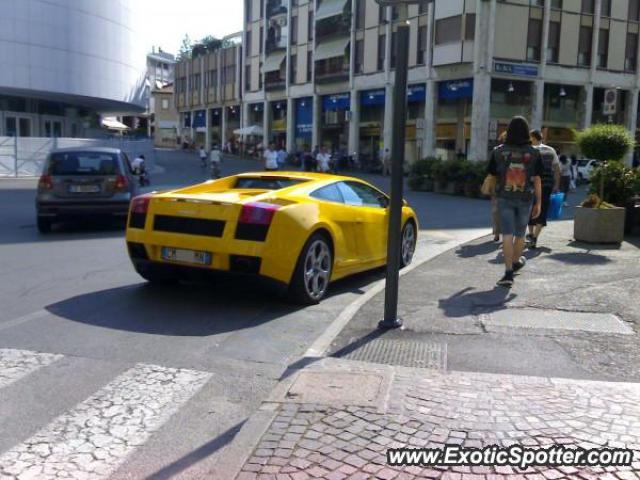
left=210, top=144, right=222, bottom=179
left=264, top=143, right=279, bottom=171
left=316, top=147, right=331, bottom=173
left=199, top=146, right=207, bottom=167
left=559, top=154, right=572, bottom=206
left=527, top=130, right=561, bottom=249
left=382, top=148, right=391, bottom=176
left=277, top=147, right=288, bottom=170
left=570, top=155, right=578, bottom=190
left=487, top=116, right=543, bottom=288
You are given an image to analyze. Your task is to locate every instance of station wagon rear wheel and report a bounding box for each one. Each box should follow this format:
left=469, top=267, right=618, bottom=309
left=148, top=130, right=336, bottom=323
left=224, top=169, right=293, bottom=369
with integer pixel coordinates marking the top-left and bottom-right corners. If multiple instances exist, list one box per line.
left=289, top=233, right=333, bottom=305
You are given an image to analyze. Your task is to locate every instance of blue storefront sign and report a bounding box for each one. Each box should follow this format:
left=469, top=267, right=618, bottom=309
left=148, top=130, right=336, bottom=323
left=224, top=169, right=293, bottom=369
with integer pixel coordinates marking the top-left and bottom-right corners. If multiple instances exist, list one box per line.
left=183, top=112, right=191, bottom=128
left=295, top=97, right=313, bottom=139
left=494, top=62, right=539, bottom=77
left=192, top=110, right=206, bottom=128
left=408, top=84, right=426, bottom=103
left=439, top=79, right=474, bottom=100
left=322, top=93, right=350, bottom=111
left=361, top=89, right=386, bottom=107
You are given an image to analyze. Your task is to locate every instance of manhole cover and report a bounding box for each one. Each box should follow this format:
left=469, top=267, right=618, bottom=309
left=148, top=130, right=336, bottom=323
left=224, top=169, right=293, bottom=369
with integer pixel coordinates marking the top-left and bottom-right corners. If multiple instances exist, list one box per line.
left=335, top=339, right=447, bottom=370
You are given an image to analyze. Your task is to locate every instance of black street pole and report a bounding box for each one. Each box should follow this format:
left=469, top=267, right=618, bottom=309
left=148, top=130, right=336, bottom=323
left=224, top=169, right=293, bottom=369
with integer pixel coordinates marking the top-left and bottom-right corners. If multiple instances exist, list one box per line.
left=379, top=19, right=410, bottom=330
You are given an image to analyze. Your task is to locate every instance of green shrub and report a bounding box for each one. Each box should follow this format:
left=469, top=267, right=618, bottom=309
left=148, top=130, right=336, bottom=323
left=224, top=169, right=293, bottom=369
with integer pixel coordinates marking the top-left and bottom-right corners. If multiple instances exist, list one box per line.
left=576, top=124, right=635, bottom=163
left=410, top=157, right=441, bottom=178
left=589, top=163, right=639, bottom=206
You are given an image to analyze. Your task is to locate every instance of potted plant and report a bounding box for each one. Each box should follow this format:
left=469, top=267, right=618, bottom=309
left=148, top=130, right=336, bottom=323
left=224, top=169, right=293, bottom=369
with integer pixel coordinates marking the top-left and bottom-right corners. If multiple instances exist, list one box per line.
left=408, top=157, right=440, bottom=192
left=574, top=124, right=635, bottom=244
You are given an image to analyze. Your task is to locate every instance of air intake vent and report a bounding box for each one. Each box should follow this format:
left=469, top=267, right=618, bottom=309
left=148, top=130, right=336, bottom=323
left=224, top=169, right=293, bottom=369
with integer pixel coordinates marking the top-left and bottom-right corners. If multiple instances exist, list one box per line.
left=153, top=215, right=225, bottom=237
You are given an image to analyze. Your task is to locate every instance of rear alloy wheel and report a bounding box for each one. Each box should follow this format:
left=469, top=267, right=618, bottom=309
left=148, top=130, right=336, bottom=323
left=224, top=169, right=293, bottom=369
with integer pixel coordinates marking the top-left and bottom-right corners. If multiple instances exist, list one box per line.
left=289, top=233, right=333, bottom=304
left=37, top=216, right=52, bottom=234
left=400, top=221, right=416, bottom=268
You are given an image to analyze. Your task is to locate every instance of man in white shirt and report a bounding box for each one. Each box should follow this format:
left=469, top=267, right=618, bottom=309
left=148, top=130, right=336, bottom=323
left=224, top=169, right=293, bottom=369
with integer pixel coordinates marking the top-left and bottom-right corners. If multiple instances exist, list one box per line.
left=210, top=144, right=222, bottom=178
left=264, top=144, right=279, bottom=171
left=131, top=154, right=145, bottom=174
left=199, top=146, right=207, bottom=167
left=316, top=147, right=331, bottom=173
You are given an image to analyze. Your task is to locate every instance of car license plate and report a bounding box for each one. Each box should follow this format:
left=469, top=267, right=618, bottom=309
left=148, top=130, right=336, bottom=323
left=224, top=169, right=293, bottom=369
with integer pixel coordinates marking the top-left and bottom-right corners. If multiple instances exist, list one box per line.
left=69, top=184, right=100, bottom=193
left=161, top=247, right=211, bottom=266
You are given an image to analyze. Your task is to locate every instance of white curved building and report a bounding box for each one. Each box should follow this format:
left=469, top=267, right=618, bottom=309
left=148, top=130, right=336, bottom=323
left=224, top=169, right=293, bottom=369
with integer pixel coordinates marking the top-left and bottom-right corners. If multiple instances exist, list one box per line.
left=0, top=0, right=146, bottom=137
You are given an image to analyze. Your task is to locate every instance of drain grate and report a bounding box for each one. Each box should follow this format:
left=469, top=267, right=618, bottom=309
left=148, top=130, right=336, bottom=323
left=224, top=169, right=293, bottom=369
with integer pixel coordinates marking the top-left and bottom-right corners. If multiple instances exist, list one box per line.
left=335, top=339, right=447, bottom=370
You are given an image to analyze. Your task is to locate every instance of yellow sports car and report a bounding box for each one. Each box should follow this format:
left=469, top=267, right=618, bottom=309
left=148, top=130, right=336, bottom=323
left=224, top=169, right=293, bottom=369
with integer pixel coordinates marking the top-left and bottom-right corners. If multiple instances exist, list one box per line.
left=125, top=172, right=418, bottom=304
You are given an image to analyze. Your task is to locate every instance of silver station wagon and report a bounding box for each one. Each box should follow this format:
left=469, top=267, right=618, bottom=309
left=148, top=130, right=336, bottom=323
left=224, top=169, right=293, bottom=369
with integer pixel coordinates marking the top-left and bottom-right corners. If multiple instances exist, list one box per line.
left=36, top=147, right=139, bottom=233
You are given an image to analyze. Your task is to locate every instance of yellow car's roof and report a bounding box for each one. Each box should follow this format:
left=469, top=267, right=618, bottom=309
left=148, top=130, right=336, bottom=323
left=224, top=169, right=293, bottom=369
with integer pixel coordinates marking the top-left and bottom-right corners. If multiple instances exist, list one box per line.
left=235, top=171, right=363, bottom=183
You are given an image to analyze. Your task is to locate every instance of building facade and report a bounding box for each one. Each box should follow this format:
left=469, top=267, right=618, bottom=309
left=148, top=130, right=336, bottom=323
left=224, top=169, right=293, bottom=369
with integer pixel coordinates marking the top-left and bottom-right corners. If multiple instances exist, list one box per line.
left=175, top=34, right=243, bottom=150
left=152, top=84, right=179, bottom=147
left=0, top=0, right=147, bottom=138
left=178, top=0, right=640, bottom=164
left=145, top=50, right=177, bottom=137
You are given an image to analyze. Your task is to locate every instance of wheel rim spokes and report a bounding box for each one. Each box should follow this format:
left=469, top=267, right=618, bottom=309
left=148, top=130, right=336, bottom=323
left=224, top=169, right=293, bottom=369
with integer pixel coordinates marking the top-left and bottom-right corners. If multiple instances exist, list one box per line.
left=304, top=240, right=331, bottom=299
left=402, top=225, right=415, bottom=265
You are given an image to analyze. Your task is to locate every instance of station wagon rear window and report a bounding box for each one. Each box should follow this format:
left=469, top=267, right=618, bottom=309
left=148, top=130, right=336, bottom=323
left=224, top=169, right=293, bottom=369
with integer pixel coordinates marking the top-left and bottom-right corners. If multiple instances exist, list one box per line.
left=233, top=177, right=307, bottom=190
left=49, top=152, right=120, bottom=176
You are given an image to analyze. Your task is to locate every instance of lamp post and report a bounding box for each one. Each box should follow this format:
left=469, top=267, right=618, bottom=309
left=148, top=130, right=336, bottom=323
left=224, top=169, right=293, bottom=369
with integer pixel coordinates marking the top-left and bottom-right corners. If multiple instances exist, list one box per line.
left=375, top=0, right=425, bottom=330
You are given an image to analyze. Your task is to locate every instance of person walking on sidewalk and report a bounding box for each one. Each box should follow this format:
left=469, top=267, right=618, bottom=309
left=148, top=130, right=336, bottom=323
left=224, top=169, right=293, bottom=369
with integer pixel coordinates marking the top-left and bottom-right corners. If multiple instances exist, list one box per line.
left=527, top=130, right=560, bottom=249
left=264, top=144, right=279, bottom=171
left=559, top=154, right=572, bottom=206
left=199, top=146, right=208, bottom=168
left=487, top=116, right=543, bottom=288
left=210, top=144, right=222, bottom=179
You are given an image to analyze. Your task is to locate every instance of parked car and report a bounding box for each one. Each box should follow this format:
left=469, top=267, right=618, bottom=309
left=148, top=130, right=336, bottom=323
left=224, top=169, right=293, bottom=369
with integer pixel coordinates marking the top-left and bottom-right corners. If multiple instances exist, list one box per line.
left=36, top=147, right=139, bottom=233
left=576, top=159, right=600, bottom=183
left=125, top=172, right=418, bottom=304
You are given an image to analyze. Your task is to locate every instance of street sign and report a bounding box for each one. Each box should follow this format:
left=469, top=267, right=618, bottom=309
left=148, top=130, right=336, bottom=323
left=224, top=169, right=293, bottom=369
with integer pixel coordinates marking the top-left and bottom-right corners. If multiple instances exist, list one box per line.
left=494, top=61, right=539, bottom=77
left=603, top=89, right=617, bottom=116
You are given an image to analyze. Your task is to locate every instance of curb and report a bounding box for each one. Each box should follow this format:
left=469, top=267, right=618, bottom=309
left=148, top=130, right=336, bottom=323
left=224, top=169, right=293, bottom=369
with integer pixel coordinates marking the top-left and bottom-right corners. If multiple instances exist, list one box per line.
left=214, top=227, right=491, bottom=480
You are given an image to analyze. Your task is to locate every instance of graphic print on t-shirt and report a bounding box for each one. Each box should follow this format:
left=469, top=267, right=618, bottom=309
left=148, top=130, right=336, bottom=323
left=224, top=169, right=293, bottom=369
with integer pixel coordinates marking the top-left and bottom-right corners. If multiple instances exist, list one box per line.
left=502, top=151, right=531, bottom=193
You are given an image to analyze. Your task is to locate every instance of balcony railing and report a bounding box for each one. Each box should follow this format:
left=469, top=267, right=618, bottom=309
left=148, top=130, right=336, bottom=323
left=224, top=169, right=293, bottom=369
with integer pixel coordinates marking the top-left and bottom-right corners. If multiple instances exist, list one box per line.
left=265, top=72, right=286, bottom=91
left=315, top=61, right=350, bottom=84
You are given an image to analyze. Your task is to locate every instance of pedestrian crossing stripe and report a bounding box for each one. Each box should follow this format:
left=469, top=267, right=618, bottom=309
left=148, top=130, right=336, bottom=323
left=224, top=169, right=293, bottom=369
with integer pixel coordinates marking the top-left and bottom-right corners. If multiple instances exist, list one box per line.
left=0, top=349, right=63, bottom=390
left=0, top=362, right=212, bottom=479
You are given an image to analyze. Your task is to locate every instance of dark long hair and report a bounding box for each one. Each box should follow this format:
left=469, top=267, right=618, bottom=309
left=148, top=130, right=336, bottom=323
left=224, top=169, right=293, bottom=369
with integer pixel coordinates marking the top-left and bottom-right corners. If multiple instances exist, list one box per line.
left=505, top=116, right=531, bottom=146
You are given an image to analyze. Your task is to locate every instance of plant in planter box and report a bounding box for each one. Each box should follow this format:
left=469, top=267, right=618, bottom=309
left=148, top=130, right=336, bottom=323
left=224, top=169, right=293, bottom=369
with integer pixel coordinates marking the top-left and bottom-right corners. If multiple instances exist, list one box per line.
left=462, top=161, right=487, bottom=198
left=408, top=157, right=440, bottom=191
left=574, top=124, right=635, bottom=243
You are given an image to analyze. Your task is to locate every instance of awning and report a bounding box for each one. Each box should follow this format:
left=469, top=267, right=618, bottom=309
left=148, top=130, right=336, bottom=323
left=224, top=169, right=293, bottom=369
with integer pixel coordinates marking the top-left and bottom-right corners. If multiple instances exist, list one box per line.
left=316, top=0, right=348, bottom=21
left=101, top=118, right=130, bottom=131
left=262, top=52, right=286, bottom=73
left=315, top=37, right=350, bottom=61
left=234, top=125, right=264, bottom=136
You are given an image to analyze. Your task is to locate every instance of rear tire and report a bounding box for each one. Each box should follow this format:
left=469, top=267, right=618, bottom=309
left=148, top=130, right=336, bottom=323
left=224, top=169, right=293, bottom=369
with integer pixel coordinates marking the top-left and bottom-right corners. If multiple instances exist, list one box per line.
left=288, top=233, right=333, bottom=305
left=37, top=216, right=52, bottom=234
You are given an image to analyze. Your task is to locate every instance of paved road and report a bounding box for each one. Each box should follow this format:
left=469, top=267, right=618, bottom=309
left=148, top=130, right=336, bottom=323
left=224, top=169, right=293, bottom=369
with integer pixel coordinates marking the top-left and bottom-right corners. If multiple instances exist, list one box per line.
left=0, top=150, right=496, bottom=478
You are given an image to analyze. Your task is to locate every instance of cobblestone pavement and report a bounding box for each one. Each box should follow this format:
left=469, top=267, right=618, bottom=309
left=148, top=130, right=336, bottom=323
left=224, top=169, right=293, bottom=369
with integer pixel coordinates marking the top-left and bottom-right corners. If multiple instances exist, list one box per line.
left=235, top=359, right=640, bottom=480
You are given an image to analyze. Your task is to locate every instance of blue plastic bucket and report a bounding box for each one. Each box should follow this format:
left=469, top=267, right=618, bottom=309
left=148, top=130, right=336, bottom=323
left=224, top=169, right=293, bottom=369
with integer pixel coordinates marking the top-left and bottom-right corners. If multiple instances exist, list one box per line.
left=549, top=192, right=565, bottom=220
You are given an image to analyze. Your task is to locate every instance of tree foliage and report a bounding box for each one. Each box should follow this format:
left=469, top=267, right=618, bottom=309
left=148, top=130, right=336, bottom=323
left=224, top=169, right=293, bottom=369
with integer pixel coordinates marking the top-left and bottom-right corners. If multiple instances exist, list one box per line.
left=177, top=34, right=193, bottom=61
left=576, top=124, right=634, bottom=163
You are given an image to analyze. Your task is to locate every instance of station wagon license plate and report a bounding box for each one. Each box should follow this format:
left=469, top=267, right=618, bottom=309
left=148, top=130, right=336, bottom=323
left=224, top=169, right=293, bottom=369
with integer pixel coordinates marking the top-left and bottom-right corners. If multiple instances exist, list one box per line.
left=69, top=184, right=100, bottom=193
left=161, top=247, right=211, bottom=266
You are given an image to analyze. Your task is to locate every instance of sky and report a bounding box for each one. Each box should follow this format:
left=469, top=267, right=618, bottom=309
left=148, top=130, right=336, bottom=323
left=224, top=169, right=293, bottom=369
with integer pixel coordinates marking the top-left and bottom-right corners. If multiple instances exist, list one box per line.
left=135, top=0, right=244, bottom=56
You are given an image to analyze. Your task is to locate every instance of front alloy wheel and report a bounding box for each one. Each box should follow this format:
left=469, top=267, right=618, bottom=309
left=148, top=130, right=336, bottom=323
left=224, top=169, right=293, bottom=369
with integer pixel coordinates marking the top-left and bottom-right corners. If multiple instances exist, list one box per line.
left=400, top=221, right=416, bottom=268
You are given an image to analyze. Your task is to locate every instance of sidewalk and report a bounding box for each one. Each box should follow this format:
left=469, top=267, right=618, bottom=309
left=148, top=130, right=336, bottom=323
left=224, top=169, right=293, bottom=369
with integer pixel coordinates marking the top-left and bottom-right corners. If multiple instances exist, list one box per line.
left=214, top=220, right=640, bottom=479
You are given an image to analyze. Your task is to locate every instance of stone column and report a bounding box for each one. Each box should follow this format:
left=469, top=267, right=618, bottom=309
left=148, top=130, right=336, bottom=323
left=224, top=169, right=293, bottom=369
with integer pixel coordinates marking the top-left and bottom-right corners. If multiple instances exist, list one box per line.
left=422, top=80, right=436, bottom=158
left=263, top=100, right=271, bottom=147
left=469, top=74, right=491, bottom=161
left=221, top=106, right=228, bottom=147
left=286, top=97, right=295, bottom=153
left=348, top=92, right=360, bottom=156
left=625, top=89, right=639, bottom=167
left=312, top=95, right=321, bottom=148
left=581, top=84, right=594, bottom=130
left=383, top=84, right=394, bottom=151
left=531, top=79, right=545, bottom=130
left=205, top=108, right=211, bottom=151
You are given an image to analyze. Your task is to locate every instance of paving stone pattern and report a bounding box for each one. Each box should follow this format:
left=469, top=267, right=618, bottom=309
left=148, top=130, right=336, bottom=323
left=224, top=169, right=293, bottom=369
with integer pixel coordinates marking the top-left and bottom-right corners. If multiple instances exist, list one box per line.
left=238, top=365, right=640, bottom=479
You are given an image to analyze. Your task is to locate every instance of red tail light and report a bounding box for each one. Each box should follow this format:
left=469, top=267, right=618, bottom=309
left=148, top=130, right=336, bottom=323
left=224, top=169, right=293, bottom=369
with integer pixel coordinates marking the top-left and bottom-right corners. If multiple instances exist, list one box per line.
left=131, top=194, right=152, bottom=215
left=38, top=175, right=53, bottom=190
left=239, top=202, right=281, bottom=225
left=115, top=174, right=129, bottom=192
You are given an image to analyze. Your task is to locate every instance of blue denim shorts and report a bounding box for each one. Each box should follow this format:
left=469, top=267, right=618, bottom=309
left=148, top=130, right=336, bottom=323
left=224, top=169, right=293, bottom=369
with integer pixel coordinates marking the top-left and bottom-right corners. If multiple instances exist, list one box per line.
left=498, top=197, right=533, bottom=237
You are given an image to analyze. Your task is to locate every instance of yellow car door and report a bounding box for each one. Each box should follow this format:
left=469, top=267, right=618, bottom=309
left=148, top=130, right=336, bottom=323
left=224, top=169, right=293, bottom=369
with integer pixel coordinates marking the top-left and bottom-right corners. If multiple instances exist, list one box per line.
left=337, top=181, right=389, bottom=265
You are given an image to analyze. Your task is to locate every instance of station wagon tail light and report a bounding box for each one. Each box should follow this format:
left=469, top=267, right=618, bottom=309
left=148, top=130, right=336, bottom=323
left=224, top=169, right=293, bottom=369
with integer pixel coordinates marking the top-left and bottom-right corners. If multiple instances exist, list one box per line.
left=38, top=175, right=53, bottom=190
left=115, top=174, right=129, bottom=192
left=239, top=202, right=281, bottom=225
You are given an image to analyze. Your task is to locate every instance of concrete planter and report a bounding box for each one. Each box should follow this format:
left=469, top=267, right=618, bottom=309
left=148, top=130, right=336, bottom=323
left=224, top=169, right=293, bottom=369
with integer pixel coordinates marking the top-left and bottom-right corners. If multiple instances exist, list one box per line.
left=574, top=206, right=626, bottom=244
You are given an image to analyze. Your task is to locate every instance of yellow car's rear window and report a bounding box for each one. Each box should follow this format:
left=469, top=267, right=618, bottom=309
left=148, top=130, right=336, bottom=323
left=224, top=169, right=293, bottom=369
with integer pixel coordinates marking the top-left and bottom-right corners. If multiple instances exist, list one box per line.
left=233, top=177, right=308, bottom=190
